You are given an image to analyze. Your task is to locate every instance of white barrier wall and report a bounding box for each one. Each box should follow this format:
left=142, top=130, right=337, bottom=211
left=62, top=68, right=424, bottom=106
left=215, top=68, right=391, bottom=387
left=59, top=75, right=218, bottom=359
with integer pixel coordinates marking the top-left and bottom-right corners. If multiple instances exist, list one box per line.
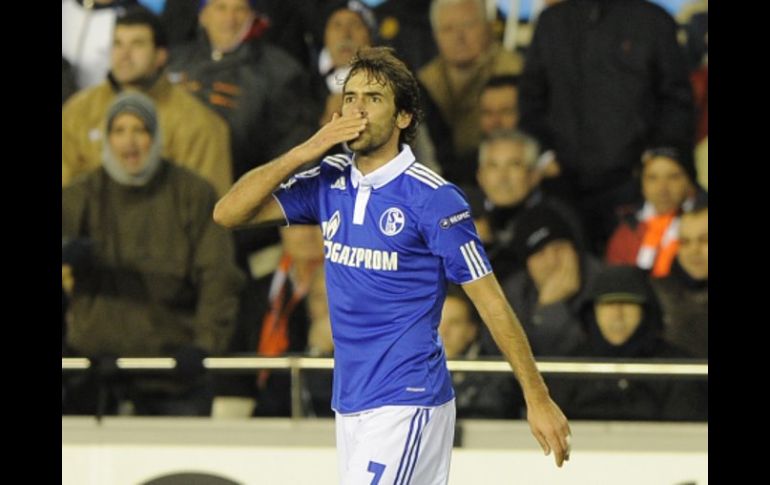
left=62, top=417, right=707, bottom=485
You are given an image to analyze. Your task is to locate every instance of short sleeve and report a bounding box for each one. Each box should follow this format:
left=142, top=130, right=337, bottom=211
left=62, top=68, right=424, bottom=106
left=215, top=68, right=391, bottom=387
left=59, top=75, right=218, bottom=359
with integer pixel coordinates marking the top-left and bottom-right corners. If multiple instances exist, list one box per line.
left=272, top=165, right=322, bottom=225
left=419, top=185, right=492, bottom=284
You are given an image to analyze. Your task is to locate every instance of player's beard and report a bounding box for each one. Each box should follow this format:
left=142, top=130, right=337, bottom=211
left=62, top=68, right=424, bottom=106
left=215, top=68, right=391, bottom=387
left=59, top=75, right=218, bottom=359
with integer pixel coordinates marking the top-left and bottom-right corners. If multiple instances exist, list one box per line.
left=348, top=118, right=397, bottom=155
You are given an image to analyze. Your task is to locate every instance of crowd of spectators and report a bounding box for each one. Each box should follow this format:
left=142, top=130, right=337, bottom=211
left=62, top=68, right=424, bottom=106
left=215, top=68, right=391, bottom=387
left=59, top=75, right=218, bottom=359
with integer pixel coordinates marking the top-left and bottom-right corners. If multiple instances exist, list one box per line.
left=62, top=0, right=708, bottom=421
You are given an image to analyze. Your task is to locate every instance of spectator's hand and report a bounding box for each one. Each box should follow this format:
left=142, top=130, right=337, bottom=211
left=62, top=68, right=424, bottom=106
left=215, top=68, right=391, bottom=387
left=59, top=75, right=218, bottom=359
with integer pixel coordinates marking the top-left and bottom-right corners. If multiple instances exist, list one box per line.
left=526, top=394, right=571, bottom=467
left=532, top=151, right=562, bottom=186
left=173, top=346, right=208, bottom=382
left=537, top=245, right=581, bottom=306
left=541, top=158, right=561, bottom=178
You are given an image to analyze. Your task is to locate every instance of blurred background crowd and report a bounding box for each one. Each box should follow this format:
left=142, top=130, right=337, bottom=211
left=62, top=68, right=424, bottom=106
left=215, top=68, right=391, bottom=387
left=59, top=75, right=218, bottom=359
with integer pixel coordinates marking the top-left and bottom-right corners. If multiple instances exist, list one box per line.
left=62, top=0, right=708, bottom=422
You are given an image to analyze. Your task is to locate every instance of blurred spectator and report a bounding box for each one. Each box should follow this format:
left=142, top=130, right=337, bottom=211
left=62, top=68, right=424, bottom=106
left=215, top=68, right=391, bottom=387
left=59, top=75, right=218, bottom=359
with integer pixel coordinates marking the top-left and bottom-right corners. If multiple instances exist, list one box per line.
left=450, top=74, right=521, bottom=187
left=62, top=57, right=79, bottom=105
left=61, top=92, right=245, bottom=416
left=418, top=0, right=523, bottom=184
left=605, top=147, right=704, bottom=278
left=548, top=265, right=707, bottom=421
left=63, top=0, right=139, bottom=90
left=168, top=0, right=318, bottom=180
left=217, top=225, right=327, bottom=417
left=475, top=130, right=587, bottom=282
left=519, top=0, right=695, bottom=254
left=168, top=0, right=321, bottom=274
left=681, top=2, right=708, bottom=191
left=62, top=5, right=233, bottom=197
left=651, top=201, right=707, bottom=358
left=313, top=1, right=378, bottom=125
left=479, top=75, right=520, bottom=141
left=682, top=1, right=708, bottom=192
left=440, top=285, right=523, bottom=419
left=487, top=206, right=602, bottom=357
left=689, top=48, right=708, bottom=146
left=690, top=67, right=707, bottom=191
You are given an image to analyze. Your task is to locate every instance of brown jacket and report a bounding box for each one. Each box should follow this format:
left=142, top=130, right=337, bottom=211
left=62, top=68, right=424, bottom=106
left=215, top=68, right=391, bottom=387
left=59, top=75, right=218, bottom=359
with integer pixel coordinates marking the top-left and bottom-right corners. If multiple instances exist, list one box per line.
left=62, top=74, right=233, bottom=196
left=418, top=43, right=523, bottom=156
left=62, top=162, right=245, bottom=357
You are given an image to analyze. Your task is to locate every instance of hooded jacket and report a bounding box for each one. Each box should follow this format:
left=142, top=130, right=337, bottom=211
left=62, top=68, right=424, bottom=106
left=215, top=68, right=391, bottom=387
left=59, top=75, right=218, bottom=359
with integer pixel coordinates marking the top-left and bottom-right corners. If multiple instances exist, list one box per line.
left=547, top=267, right=707, bottom=421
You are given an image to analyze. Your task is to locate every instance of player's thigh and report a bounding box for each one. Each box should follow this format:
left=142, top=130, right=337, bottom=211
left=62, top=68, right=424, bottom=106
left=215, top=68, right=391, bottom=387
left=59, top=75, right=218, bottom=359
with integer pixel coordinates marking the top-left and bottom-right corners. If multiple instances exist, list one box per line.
left=340, top=400, right=455, bottom=485
left=405, top=400, right=455, bottom=485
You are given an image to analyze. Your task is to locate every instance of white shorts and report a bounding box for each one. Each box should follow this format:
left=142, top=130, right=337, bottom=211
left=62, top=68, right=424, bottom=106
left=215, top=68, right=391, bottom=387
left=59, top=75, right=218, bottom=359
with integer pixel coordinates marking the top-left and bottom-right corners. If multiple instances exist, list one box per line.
left=335, top=399, right=455, bottom=485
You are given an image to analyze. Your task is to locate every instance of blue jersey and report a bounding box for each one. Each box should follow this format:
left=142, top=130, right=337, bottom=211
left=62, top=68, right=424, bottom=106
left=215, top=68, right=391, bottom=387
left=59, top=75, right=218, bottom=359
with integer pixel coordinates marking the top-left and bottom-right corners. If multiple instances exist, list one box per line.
left=273, top=145, right=492, bottom=413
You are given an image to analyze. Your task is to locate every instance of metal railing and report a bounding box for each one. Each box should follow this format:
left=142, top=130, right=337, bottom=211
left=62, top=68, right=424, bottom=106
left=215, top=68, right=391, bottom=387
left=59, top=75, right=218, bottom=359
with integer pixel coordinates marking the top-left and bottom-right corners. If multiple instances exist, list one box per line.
left=62, top=357, right=707, bottom=419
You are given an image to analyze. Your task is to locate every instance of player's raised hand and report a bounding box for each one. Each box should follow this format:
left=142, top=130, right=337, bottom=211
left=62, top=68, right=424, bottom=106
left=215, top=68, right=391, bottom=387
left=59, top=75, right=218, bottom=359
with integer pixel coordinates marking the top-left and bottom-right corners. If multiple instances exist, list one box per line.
left=294, top=111, right=368, bottom=162
left=526, top=395, right=572, bottom=467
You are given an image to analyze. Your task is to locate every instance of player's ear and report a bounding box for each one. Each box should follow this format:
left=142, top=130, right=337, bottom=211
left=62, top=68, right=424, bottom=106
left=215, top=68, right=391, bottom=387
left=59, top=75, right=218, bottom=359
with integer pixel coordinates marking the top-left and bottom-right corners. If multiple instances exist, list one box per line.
left=396, top=111, right=412, bottom=130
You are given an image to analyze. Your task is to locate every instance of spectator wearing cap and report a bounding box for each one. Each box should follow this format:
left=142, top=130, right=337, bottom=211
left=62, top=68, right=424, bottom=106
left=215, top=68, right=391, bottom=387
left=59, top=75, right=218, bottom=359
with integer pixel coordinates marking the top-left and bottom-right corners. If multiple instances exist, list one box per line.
left=547, top=265, right=707, bottom=421
left=606, top=146, right=706, bottom=278
left=650, top=201, right=708, bottom=358
left=474, top=129, right=588, bottom=282
left=417, top=0, right=524, bottom=184
left=313, top=0, right=378, bottom=126
left=480, top=206, right=603, bottom=357
left=63, top=5, right=234, bottom=197
left=62, top=92, right=245, bottom=416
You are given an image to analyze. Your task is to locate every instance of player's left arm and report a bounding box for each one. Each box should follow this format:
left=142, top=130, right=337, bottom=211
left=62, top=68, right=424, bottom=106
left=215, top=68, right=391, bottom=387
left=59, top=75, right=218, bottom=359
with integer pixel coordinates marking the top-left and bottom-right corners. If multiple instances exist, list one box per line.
left=462, top=274, right=572, bottom=468
left=419, top=184, right=571, bottom=466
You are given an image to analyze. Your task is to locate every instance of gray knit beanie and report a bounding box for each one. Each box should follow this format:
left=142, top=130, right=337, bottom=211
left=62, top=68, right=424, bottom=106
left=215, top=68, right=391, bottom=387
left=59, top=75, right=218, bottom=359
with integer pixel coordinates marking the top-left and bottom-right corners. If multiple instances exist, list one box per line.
left=106, top=90, right=158, bottom=136
left=102, top=91, right=163, bottom=186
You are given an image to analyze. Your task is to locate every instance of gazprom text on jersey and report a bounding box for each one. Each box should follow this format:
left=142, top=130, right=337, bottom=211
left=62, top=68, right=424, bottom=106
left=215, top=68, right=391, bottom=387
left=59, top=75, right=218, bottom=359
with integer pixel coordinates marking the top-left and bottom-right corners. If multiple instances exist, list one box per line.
left=323, top=241, right=399, bottom=271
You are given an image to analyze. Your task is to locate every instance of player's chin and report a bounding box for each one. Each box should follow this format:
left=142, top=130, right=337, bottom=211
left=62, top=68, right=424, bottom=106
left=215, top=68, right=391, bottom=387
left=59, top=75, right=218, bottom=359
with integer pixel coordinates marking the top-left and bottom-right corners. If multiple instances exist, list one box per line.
left=348, top=137, right=368, bottom=151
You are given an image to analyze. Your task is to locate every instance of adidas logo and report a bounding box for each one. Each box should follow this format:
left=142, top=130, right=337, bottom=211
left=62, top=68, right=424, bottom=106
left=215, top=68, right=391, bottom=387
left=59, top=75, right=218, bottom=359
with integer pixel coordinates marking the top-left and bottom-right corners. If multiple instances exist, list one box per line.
left=331, top=176, right=346, bottom=191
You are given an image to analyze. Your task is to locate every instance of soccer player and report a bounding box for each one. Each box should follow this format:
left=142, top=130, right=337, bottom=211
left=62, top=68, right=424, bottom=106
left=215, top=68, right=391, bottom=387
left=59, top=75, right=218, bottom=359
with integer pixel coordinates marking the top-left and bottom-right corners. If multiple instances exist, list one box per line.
left=214, top=47, right=570, bottom=484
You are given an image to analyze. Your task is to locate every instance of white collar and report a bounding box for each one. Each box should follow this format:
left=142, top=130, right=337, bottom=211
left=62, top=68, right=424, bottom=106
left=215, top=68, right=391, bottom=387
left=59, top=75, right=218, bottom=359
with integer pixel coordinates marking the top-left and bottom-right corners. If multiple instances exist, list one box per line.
left=350, top=145, right=415, bottom=190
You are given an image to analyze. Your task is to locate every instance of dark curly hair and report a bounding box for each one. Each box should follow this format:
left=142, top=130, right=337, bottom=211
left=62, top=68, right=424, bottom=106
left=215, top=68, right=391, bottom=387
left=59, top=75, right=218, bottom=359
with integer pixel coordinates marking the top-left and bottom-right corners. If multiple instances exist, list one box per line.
left=343, top=46, right=423, bottom=145
left=116, top=5, right=168, bottom=48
